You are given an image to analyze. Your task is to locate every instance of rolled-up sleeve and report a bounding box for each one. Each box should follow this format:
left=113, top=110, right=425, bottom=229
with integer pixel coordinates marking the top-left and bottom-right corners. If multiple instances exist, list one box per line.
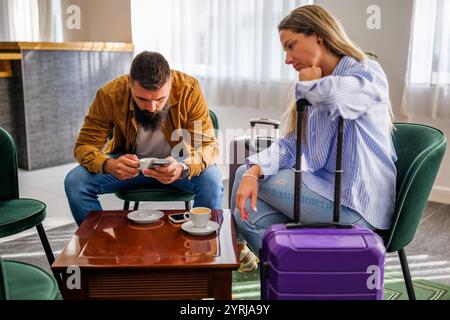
left=74, top=89, right=114, bottom=174
left=296, top=61, right=388, bottom=120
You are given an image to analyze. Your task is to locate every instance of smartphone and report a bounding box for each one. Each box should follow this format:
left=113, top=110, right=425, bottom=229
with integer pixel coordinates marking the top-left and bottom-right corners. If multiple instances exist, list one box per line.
left=168, top=213, right=189, bottom=224
left=148, top=158, right=171, bottom=169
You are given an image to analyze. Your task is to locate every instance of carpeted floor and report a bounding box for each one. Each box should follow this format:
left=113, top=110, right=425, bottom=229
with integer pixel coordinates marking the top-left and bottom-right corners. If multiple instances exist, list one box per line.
left=232, top=269, right=450, bottom=300
left=1, top=206, right=450, bottom=301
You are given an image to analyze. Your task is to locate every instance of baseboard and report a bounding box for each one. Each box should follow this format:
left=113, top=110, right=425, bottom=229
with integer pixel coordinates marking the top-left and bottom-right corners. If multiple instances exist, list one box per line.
left=428, top=186, right=450, bottom=205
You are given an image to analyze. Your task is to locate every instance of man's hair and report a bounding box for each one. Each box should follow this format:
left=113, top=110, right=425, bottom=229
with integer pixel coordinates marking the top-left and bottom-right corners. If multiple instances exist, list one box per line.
left=130, top=51, right=171, bottom=90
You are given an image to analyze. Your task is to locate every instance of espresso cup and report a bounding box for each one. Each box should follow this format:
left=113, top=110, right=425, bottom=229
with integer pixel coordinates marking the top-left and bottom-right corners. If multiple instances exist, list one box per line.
left=183, top=207, right=211, bottom=228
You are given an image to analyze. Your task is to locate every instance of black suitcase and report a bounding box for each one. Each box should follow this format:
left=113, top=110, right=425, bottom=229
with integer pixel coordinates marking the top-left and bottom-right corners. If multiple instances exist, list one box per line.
left=228, top=118, right=280, bottom=207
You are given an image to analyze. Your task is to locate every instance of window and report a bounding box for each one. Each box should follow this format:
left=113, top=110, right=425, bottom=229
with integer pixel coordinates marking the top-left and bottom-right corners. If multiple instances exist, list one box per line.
left=402, top=0, right=450, bottom=118
left=408, top=0, right=450, bottom=84
left=131, top=0, right=312, bottom=82
left=131, top=0, right=312, bottom=109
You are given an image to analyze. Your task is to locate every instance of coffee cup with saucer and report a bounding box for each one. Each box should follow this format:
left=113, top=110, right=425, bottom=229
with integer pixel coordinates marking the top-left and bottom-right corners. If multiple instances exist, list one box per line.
left=181, top=207, right=219, bottom=235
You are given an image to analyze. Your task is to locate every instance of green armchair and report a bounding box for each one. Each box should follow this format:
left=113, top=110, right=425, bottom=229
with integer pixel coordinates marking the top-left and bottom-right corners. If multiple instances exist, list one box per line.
left=0, top=127, right=55, bottom=266
left=383, top=122, right=447, bottom=300
left=0, top=258, right=59, bottom=300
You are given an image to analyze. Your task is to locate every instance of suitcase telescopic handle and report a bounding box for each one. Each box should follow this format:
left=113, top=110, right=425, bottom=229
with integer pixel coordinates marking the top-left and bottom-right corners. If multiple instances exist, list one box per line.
left=250, top=118, right=280, bottom=149
left=287, top=98, right=351, bottom=229
left=249, top=118, right=280, bottom=129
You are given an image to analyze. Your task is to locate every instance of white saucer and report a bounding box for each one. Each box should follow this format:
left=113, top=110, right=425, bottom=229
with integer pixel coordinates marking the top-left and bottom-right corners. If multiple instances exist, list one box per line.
left=181, top=221, right=219, bottom=235
left=127, top=210, right=164, bottom=224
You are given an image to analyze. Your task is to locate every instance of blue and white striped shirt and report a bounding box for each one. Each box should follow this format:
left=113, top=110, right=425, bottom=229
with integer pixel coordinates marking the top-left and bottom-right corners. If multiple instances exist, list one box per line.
left=247, top=56, right=397, bottom=230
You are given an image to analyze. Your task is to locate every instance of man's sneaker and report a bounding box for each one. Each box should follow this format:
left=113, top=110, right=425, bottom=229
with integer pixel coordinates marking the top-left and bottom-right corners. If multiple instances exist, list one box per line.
left=237, top=244, right=259, bottom=273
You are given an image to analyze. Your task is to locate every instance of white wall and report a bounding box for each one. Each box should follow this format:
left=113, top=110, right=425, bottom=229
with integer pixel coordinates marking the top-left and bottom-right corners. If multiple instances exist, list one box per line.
left=316, top=0, right=450, bottom=204
left=408, top=116, right=450, bottom=204
left=315, top=0, right=413, bottom=114
left=60, top=0, right=132, bottom=42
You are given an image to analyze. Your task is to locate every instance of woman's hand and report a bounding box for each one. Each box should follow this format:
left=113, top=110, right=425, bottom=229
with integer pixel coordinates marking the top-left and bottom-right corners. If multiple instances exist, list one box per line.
left=235, top=165, right=262, bottom=221
left=299, top=66, right=322, bottom=81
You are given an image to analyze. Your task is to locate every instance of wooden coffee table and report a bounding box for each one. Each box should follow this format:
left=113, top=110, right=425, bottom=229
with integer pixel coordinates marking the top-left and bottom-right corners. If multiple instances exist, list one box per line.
left=52, top=209, right=240, bottom=300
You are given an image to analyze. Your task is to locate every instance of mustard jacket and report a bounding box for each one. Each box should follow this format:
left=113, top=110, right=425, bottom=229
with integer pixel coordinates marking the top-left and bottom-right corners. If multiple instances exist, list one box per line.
left=74, top=70, right=218, bottom=179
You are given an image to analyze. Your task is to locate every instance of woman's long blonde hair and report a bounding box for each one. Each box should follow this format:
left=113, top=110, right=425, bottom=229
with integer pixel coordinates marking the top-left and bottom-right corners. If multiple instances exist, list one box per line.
left=279, top=5, right=393, bottom=138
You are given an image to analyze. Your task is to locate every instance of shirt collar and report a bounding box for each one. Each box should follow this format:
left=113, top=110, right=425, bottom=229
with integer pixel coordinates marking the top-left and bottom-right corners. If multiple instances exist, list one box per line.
left=331, top=56, right=356, bottom=76
left=167, top=93, right=177, bottom=107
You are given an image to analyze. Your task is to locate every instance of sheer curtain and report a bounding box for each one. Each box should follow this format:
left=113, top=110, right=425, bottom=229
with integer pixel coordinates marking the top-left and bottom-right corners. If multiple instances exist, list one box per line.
left=0, top=0, right=62, bottom=42
left=131, top=0, right=311, bottom=110
left=401, top=0, right=450, bottom=119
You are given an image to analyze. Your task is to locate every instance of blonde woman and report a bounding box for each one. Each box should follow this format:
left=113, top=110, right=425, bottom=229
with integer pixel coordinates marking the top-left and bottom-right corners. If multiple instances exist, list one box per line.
left=231, top=5, right=397, bottom=271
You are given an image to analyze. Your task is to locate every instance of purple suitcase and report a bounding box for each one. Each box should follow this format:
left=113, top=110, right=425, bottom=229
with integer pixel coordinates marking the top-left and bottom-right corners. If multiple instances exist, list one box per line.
left=260, top=99, right=386, bottom=300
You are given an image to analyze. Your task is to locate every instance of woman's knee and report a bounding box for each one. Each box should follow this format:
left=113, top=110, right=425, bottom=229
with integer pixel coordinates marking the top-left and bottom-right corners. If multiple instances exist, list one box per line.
left=232, top=207, right=243, bottom=225
left=234, top=165, right=247, bottom=185
left=231, top=165, right=248, bottom=196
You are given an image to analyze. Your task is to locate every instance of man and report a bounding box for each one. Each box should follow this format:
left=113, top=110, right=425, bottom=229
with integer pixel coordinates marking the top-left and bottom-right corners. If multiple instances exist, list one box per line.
left=65, top=51, right=223, bottom=225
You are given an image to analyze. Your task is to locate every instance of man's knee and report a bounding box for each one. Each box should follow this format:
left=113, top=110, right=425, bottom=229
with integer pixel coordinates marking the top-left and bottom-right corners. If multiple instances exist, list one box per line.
left=195, top=166, right=223, bottom=194
left=64, top=166, right=92, bottom=195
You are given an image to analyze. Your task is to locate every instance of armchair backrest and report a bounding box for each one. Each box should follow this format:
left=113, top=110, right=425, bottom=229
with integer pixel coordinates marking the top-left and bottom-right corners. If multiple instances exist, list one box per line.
left=209, top=109, right=219, bottom=130
left=384, top=123, right=446, bottom=252
left=0, top=127, right=19, bottom=200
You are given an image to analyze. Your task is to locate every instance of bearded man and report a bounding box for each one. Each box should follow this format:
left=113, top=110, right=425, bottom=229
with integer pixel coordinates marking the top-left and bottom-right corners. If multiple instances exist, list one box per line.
left=64, top=51, right=223, bottom=225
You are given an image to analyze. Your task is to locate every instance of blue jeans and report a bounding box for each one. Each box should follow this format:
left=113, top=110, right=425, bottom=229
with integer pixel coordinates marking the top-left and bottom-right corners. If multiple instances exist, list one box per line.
left=230, top=165, right=375, bottom=255
left=65, top=165, right=224, bottom=226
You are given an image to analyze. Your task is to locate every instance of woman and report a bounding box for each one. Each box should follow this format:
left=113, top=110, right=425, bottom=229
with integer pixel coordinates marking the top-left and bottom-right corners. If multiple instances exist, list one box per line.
left=232, top=4, right=397, bottom=271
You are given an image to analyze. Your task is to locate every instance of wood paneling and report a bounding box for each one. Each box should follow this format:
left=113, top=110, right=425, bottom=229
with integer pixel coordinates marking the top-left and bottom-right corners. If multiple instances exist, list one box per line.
left=88, top=271, right=209, bottom=299
left=0, top=53, right=22, bottom=60
left=0, top=61, right=12, bottom=78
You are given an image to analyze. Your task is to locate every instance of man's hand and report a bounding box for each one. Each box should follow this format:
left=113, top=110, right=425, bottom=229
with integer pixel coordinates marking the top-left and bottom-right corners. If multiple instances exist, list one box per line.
left=143, top=157, right=183, bottom=184
left=104, top=154, right=139, bottom=180
left=299, top=66, right=322, bottom=81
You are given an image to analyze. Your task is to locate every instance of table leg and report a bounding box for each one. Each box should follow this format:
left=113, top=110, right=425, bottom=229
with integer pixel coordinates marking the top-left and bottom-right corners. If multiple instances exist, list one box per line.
left=211, top=271, right=232, bottom=300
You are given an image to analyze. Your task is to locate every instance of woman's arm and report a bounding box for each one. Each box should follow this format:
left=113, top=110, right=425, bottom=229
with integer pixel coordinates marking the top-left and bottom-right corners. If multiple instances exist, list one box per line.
left=296, top=62, right=388, bottom=120
left=236, top=134, right=297, bottom=220
left=246, top=133, right=297, bottom=179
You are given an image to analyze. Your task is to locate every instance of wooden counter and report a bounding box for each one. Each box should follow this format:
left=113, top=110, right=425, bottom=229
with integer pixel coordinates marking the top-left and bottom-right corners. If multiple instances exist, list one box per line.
left=0, top=41, right=134, bottom=52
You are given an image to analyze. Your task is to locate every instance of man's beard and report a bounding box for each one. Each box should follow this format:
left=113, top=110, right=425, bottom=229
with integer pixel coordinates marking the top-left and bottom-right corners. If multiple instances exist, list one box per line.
left=133, top=103, right=169, bottom=131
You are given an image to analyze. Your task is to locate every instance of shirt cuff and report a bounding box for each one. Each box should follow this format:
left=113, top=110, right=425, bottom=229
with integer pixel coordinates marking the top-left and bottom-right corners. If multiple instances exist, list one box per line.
left=94, top=154, right=110, bottom=174
left=246, top=150, right=280, bottom=181
left=296, top=79, right=319, bottom=101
